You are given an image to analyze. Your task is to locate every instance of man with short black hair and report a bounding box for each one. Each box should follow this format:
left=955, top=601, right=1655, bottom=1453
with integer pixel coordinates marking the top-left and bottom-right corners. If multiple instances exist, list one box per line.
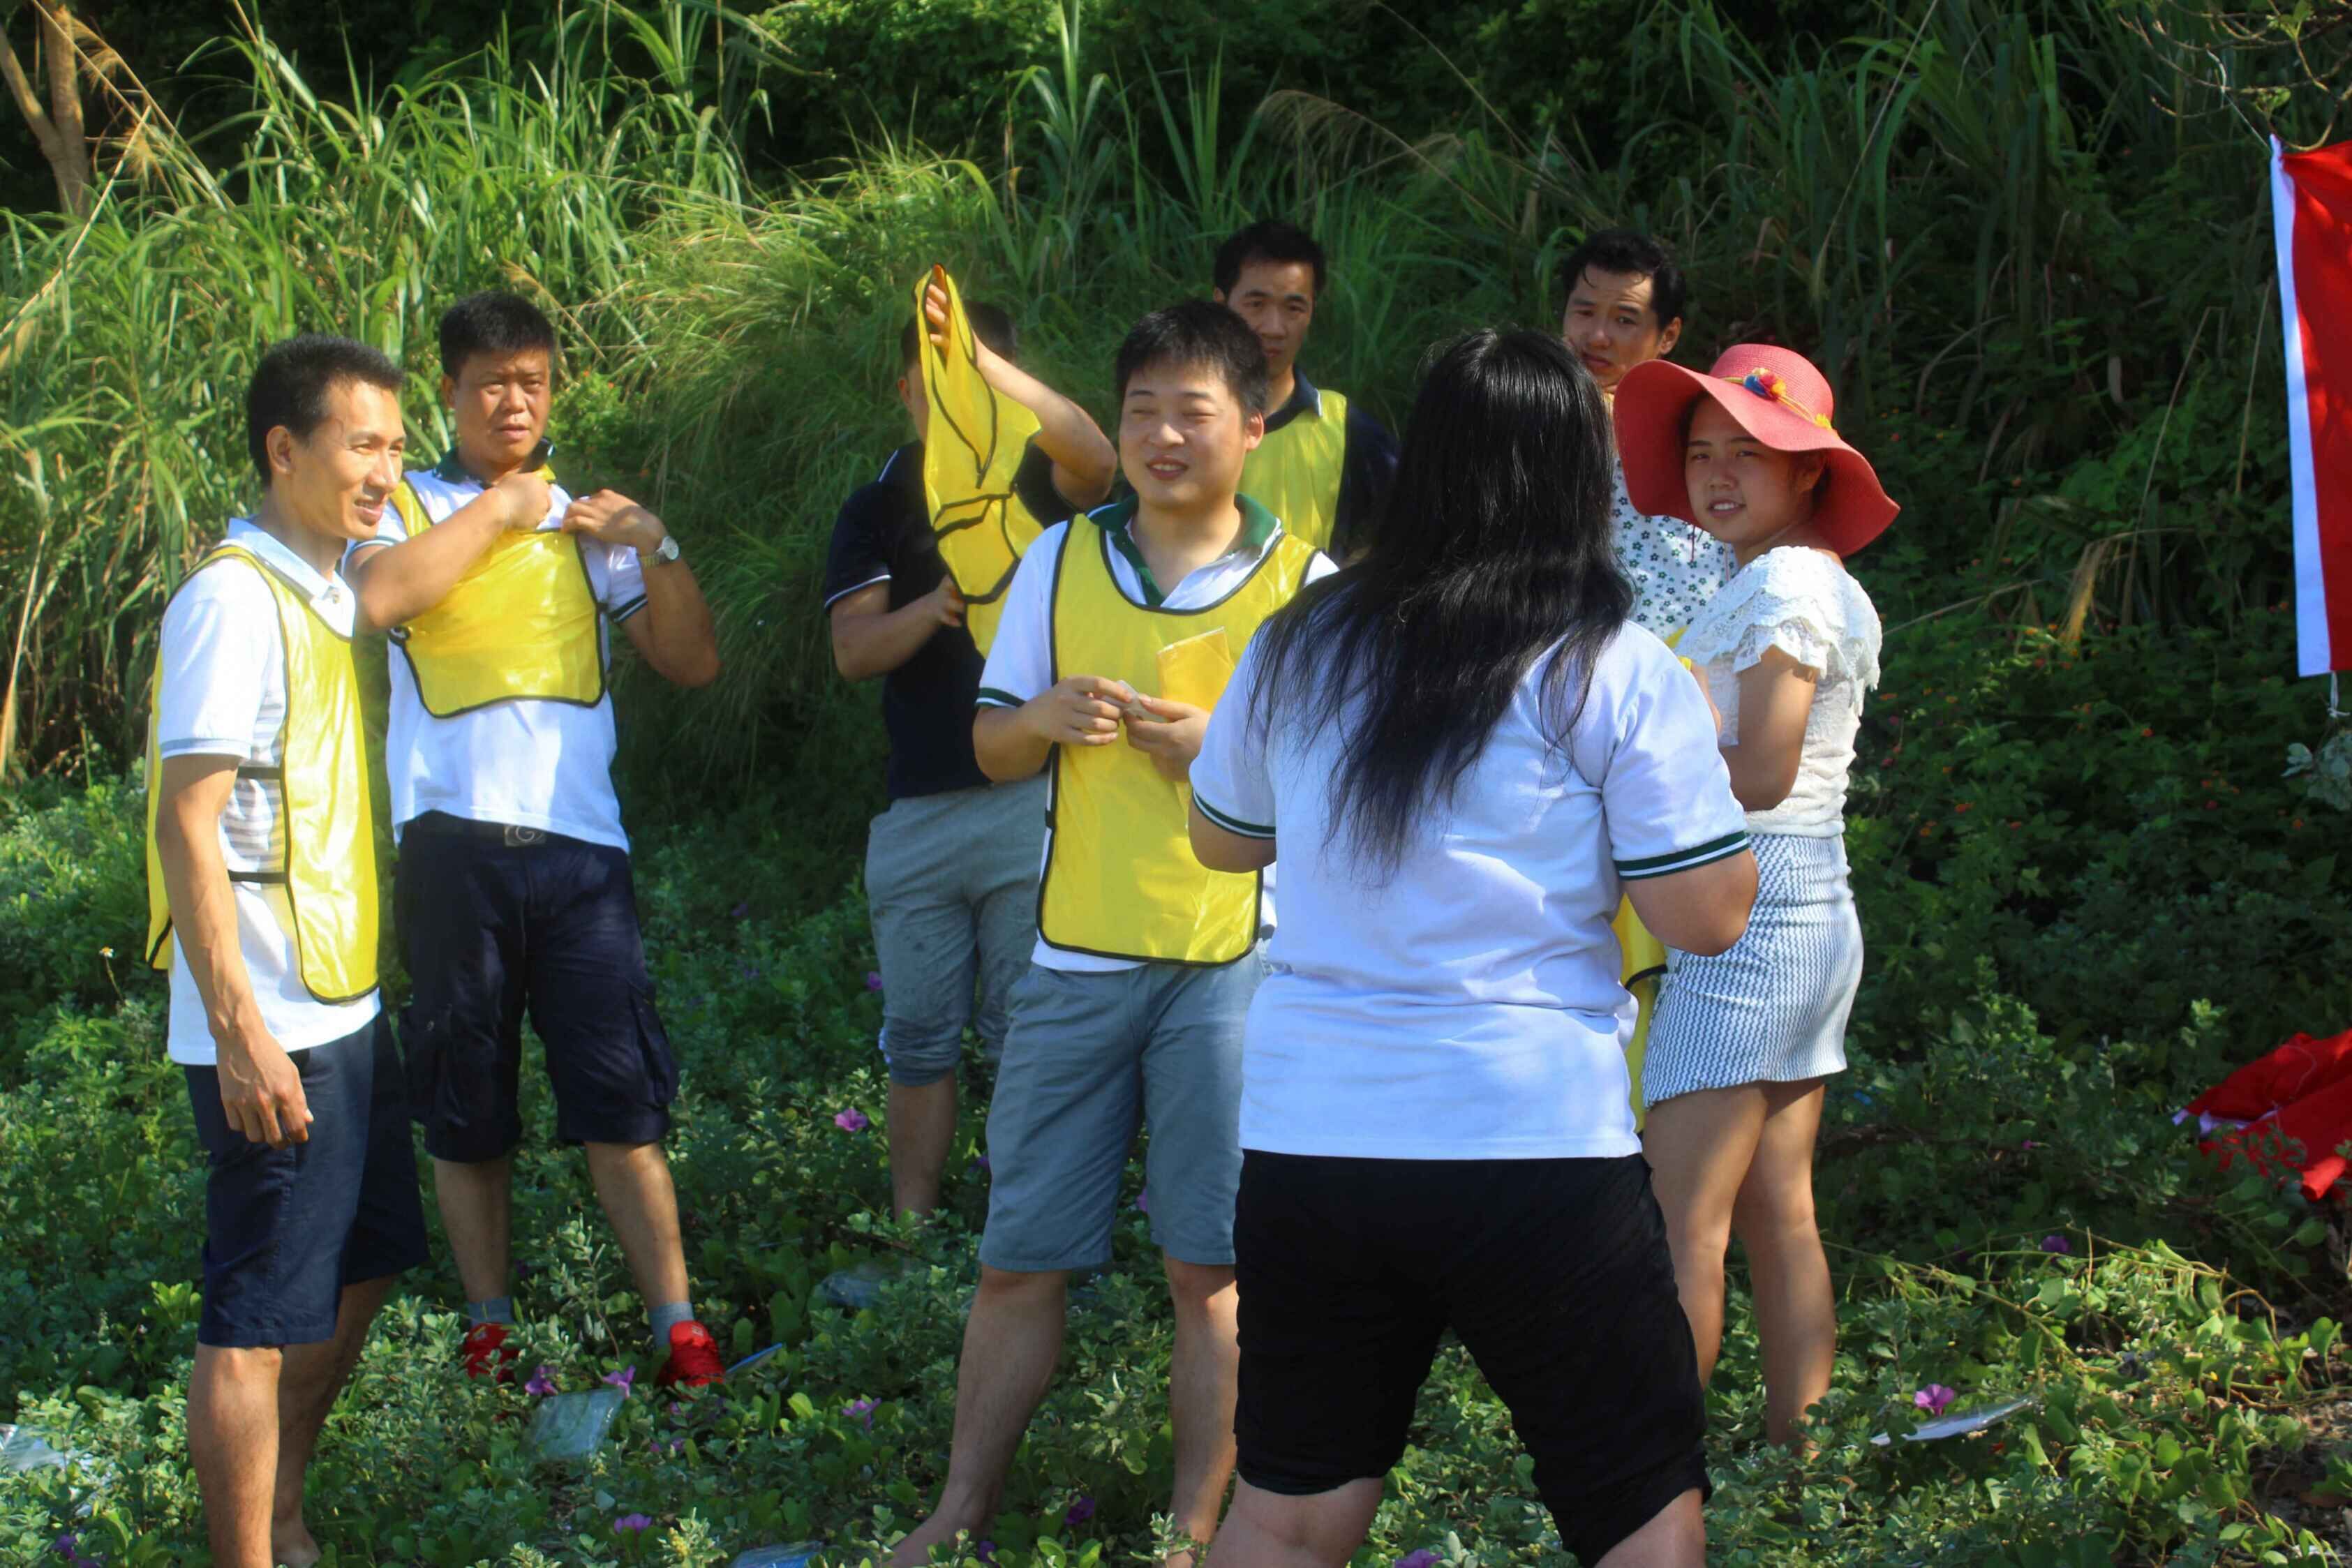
left=825, top=277, right=1115, bottom=1218
left=1558, top=226, right=1735, bottom=636
left=1212, top=218, right=1399, bottom=558
left=150, top=333, right=431, bottom=1568
left=886, top=300, right=1336, bottom=1567
left=345, top=290, right=726, bottom=1389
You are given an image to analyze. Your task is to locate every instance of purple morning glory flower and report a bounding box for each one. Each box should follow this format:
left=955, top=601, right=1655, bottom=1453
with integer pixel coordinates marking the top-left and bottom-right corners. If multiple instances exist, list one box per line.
left=1133, top=1188, right=1149, bottom=1214
left=865, top=971, right=884, bottom=992
left=844, top=1396, right=878, bottom=1428
left=2041, top=1233, right=2071, bottom=1253
left=975, top=1543, right=996, bottom=1564
left=603, top=1364, right=637, bottom=1393
left=731, top=901, right=750, bottom=920
left=1395, top=1552, right=1441, bottom=1568
left=835, top=1107, right=870, bottom=1133
left=1064, top=1496, right=1096, bottom=1526
left=1914, top=1384, right=1957, bottom=1416
left=524, top=1365, right=556, bottom=1396
left=616, top=1512, right=654, bottom=1533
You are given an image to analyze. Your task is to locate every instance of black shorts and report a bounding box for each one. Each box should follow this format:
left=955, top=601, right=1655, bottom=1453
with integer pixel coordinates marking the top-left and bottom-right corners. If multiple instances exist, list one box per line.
left=1233, top=1151, right=1709, bottom=1565
left=184, top=1014, right=431, bottom=1348
left=395, top=812, right=679, bottom=1163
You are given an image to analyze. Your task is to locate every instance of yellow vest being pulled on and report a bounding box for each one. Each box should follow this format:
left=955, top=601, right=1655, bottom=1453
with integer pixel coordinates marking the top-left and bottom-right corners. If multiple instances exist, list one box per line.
left=144, top=544, right=380, bottom=1005
left=1240, top=386, right=1350, bottom=553
left=1039, top=509, right=1316, bottom=965
left=387, top=472, right=604, bottom=718
left=916, top=266, right=1045, bottom=655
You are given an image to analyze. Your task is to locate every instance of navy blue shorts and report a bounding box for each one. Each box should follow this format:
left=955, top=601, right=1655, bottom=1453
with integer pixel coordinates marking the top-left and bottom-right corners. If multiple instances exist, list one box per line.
left=395, top=812, right=679, bottom=1163
left=184, top=1014, right=431, bottom=1348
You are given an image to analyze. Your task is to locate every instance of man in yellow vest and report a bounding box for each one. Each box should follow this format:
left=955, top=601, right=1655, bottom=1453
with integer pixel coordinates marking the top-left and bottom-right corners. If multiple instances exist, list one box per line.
left=825, top=282, right=1115, bottom=1219
left=1213, top=218, right=1399, bottom=559
left=343, top=292, right=726, bottom=1388
left=887, top=301, right=1336, bottom=1566
left=149, top=334, right=430, bottom=1568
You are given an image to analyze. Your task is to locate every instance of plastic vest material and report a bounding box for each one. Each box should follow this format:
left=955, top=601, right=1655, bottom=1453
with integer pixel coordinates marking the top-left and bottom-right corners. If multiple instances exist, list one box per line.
left=387, top=472, right=604, bottom=717
left=916, top=267, right=1045, bottom=655
left=1616, top=628, right=1688, bottom=1128
left=1240, top=388, right=1350, bottom=553
left=1038, top=515, right=1316, bottom=965
left=144, top=544, right=380, bottom=1005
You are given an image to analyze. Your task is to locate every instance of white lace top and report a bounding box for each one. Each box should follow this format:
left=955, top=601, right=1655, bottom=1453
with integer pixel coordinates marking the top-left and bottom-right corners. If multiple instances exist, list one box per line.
left=1610, top=456, right=1739, bottom=637
left=1678, top=547, right=1883, bottom=837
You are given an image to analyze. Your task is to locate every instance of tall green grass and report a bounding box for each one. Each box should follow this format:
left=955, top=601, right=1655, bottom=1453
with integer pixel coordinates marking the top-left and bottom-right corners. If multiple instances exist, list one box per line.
left=0, top=0, right=2335, bottom=783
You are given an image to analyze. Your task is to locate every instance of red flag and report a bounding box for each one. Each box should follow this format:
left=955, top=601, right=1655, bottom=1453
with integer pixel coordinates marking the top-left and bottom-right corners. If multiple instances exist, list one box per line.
left=2275, top=137, right=2352, bottom=675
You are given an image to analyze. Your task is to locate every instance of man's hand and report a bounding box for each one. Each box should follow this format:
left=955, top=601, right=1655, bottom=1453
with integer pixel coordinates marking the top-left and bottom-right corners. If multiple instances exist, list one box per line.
left=562, top=490, right=668, bottom=555
left=1122, top=694, right=1210, bottom=782
left=490, top=470, right=553, bottom=532
left=1024, top=676, right=1128, bottom=748
left=216, top=1024, right=313, bottom=1149
left=925, top=576, right=967, bottom=629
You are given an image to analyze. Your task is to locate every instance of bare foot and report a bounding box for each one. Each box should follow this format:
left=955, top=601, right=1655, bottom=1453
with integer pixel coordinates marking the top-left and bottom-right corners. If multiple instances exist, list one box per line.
left=271, top=1516, right=322, bottom=1568
left=886, top=1509, right=984, bottom=1568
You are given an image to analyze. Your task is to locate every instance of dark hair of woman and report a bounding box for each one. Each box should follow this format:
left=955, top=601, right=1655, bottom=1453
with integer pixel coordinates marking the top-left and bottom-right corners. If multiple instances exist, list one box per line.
left=1244, top=328, right=1631, bottom=878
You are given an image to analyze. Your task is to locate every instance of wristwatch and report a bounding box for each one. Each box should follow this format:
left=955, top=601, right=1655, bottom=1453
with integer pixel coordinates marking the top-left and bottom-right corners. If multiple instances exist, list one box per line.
left=647, top=533, right=683, bottom=567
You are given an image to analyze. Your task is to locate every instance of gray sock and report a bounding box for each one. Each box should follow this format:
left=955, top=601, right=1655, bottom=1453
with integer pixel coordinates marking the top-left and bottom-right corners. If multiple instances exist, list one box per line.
left=467, top=1296, right=516, bottom=1327
left=649, top=1299, right=696, bottom=1346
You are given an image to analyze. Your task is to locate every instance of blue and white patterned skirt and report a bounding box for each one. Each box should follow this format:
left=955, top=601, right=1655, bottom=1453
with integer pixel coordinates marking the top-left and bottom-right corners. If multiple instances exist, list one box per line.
left=1642, top=832, right=1861, bottom=1106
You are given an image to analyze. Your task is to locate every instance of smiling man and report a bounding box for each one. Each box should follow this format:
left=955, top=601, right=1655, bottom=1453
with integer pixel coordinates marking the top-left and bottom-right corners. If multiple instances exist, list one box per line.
left=1212, top=219, right=1398, bottom=559
left=884, top=302, right=1336, bottom=1567
left=343, top=292, right=725, bottom=1390
left=147, top=335, right=430, bottom=1568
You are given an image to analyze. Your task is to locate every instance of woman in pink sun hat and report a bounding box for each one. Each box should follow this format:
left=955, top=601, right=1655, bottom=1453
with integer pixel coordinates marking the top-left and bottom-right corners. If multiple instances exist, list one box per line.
left=1613, top=343, right=1892, bottom=1450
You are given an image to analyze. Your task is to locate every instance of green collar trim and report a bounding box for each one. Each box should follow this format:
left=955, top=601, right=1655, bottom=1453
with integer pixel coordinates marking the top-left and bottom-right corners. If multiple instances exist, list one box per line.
left=1091, top=494, right=1281, bottom=607
left=433, top=438, right=558, bottom=488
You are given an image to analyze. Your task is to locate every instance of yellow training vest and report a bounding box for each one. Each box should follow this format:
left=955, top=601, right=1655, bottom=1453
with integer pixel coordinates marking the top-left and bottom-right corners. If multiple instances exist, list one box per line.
left=1038, top=511, right=1317, bottom=965
left=387, top=474, right=604, bottom=718
left=916, top=266, right=1045, bottom=655
left=1616, top=628, right=1688, bottom=1128
left=144, top=544, right=380, bottom=1006
left=1240, top=387, right=1350, bottom=553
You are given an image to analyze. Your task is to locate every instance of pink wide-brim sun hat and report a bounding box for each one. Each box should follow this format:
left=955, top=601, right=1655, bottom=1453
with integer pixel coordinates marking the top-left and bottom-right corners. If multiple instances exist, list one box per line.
left=1613, top=343, right=1898, bottom=558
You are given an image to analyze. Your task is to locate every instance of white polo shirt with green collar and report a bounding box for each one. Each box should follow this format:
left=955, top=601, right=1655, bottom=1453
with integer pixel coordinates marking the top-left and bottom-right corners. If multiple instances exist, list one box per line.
left=976, top=495, right=1338, bottom=973
left=347, top=454, right=650, bottom=852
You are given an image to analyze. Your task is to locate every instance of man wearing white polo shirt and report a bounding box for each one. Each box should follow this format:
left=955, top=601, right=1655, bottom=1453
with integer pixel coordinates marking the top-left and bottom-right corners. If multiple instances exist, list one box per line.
left=345, top=292, right=724, bottom=1388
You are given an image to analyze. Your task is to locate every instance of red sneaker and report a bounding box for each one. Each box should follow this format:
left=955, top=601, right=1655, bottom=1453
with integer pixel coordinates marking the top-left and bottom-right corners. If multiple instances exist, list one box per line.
left=461, top=1321, right=520, bottom=1382
left=654, top=1320, right=726, bottom=1389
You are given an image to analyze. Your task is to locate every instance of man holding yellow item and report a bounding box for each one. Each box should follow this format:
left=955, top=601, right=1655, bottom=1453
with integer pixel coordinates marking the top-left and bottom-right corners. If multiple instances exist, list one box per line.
left=344, top=291, right=727, bottom=1390
left=885, top=301, right=1334, bottom=1566
left=1213, top=218, right=1399, bottom=559
left=825, top=274, right=1115, bottom=1218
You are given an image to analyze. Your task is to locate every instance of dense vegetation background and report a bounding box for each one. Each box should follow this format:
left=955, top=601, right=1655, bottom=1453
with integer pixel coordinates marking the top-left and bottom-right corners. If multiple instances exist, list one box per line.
left=3, top=0, right=2352, bottom=1563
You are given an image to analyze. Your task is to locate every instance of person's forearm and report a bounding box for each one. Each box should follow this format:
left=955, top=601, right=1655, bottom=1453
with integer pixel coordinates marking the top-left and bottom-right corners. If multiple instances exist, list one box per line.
left=979, top=354, right=1116, bottom=500
left=634, top=560, right=720, bottom=687
left=974, top=703, right=1052, bottom=782
left=156, top=798, right=266, bottom=1048
left=350, top=496, right=512, bottom=633
left=834, top=599, right=948, bottom=681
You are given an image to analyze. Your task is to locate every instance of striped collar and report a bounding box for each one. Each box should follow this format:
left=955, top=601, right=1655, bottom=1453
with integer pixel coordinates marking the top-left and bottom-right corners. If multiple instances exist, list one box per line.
left=432, top=440, right=558, bottom=488
left=1087, top=494, right=1281, bottom=607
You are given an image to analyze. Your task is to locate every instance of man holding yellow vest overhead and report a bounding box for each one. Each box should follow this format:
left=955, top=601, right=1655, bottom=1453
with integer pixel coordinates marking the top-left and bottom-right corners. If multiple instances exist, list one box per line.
left=344, top=292, right=726, bottom=1389
left=886, top=301, right=1335, bottom=1566
left=826, top=274, right=1114, bottom=1220
left=1212, top=218, right=1399, bottom=559
left=149, top=334, right=430, bottom=1568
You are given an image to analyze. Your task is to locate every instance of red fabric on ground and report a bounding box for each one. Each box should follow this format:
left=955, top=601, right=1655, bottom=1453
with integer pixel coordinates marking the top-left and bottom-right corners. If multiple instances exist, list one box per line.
left=2189, top=1029, right=2352, bottom=1201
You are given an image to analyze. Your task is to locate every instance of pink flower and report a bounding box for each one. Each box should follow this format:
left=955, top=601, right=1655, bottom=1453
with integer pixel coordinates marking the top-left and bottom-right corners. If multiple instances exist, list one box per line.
left=1064, top=1496, right=1096, bottom=1526
left=616, top=1513, right=654, bottom=1534
left=1914, top=1384, right=1956, bottom=1416
left=603, top=1365, right=637, bottom=1393
left=2040, top=1234, right=2071, bottom=1254
left=844, top=1396, right=878, bottom=1428
left=1396, top=1553, right=1441, bottom=1568
left=524, top=1365, right=556, bottom=1397
left=865, top=971, right=884, bottom=992
left=835, top=1107, right=870, bottom=1133
left=2020, top=1140, right=2044, bottom=1151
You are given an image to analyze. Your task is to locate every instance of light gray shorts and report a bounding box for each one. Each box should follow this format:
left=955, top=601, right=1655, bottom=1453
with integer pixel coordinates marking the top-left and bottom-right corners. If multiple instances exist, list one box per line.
left=980, top=951, right=1266, bottom=1273
left=863, top=775, right=1048, bottom=1087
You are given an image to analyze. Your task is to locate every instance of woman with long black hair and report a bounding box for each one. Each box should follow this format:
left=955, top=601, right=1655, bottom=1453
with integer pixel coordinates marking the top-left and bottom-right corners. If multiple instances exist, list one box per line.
left=1187, top=329, right=1757, bottom=1568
